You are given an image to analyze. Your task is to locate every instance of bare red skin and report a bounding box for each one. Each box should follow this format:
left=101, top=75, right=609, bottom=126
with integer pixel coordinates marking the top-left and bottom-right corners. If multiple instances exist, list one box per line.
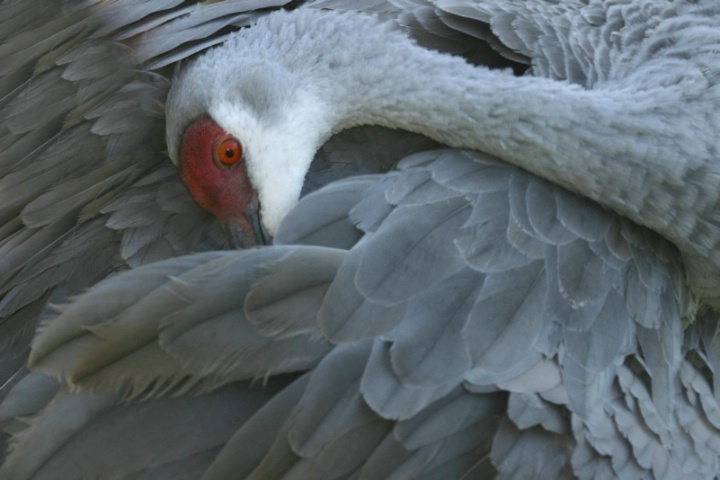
left=180, top=116, right=259, bottom=244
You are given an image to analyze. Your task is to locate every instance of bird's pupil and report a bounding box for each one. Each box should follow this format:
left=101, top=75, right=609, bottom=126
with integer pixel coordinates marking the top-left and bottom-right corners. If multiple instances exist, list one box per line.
left=225, top=149, right=234, bottom=158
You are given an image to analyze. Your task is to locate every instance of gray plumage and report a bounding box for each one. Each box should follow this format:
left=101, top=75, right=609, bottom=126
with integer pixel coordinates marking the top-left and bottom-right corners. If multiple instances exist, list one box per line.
left=1, top=1, right=719, bottom=479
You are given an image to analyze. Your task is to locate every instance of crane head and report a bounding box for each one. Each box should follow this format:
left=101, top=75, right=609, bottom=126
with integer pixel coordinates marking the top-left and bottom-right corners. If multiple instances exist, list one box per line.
left=166, top=46, right=333, bottom=248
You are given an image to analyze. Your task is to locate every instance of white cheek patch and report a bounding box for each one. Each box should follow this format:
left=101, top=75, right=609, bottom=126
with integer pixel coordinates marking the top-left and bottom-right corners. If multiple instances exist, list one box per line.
left=209, top=92, right=332, bottom=235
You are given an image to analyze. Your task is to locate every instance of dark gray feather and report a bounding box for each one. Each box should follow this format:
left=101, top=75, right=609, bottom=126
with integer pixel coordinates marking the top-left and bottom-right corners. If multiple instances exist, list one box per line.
left=360, top=341, right=457, bottom=421
left=464, top=260, right=548, bottom=375
left=318, top=240, right=408, bottom=342
left=355, top=197, right=470, bottom=304
left=384, top=268, right=481, bottom=387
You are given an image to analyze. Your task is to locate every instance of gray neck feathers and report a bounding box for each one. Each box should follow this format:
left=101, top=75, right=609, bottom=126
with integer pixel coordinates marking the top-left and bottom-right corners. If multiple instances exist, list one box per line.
left=294, top=10, right=719, bottom=278
left=185, top=8, right=720, bottom=300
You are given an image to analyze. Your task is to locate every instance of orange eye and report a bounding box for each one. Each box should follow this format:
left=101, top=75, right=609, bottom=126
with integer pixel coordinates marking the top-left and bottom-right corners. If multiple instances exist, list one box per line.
left=216, top=137, right=243, bottom=166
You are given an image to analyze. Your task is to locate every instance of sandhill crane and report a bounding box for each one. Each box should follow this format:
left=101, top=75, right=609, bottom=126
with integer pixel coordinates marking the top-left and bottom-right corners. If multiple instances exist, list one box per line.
left=1, top=1, right=719, bottom=478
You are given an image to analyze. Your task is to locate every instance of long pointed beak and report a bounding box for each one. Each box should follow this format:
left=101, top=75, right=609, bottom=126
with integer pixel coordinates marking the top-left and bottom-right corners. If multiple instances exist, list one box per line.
left=223, top=203, right=272, bottom=249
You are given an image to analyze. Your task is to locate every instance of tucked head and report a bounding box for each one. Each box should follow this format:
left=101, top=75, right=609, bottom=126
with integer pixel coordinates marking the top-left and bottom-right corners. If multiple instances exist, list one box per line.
left=165, top=8, right=413, bottom=246
left=165, top=14, right=337, bottom=246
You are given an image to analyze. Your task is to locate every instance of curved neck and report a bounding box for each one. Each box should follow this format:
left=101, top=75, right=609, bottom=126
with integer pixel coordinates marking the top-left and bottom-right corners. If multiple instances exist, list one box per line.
left=324, top=42, right=719, bottom=270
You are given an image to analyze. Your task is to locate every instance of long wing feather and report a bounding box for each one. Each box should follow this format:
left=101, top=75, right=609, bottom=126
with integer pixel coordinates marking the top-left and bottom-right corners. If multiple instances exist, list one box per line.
left=2, top=146, right=698, bottom=478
